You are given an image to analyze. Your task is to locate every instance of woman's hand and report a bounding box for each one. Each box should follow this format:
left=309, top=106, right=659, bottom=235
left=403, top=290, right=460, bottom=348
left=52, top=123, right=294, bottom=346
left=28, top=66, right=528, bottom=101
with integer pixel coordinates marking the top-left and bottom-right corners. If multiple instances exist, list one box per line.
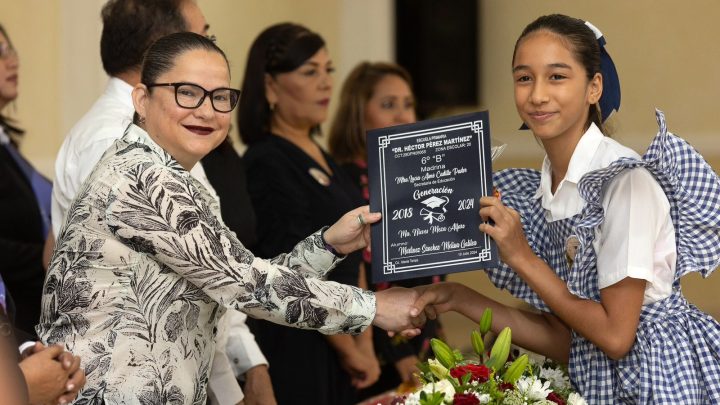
left=323, top=206, right=381, bottom=255
left=478, top=196, right=535, bottom=268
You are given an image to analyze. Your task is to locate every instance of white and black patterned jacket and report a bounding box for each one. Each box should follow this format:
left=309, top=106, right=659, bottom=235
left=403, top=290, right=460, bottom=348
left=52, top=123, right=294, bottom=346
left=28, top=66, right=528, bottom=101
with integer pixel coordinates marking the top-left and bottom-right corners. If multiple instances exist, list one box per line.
left=37, top=124, right=375, bottom=405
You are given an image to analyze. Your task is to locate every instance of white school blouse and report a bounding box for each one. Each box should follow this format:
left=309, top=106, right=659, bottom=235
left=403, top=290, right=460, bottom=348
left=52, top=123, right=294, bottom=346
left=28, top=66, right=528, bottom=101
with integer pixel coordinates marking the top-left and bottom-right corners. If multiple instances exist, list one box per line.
left=533, top=123, right=675, bottom=304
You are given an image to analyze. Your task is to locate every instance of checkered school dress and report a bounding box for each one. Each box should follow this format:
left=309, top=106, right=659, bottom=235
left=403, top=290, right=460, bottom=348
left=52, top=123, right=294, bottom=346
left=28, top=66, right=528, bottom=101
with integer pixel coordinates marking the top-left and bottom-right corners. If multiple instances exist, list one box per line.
left=487, top=110, right=720, bottom=404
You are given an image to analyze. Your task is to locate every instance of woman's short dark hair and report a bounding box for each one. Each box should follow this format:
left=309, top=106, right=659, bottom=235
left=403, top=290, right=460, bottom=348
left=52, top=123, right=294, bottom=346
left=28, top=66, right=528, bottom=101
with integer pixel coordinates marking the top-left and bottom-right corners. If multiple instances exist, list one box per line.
left=238, top=23, right=325, bottom=145
left=0, top=23, right=23, bottom=142
left=100, top=0, right=187, bottom=77
left=132, top=32, right=229, bottom=124
left=513, top=14, right=603, bottom=132
left=328, top=62, right=413, bottom=164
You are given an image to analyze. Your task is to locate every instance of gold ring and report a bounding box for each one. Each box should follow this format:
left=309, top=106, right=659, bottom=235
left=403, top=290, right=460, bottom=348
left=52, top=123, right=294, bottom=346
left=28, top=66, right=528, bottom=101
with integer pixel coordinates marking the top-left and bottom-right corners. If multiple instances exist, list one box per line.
left=357, top=214, right=366, bottom=226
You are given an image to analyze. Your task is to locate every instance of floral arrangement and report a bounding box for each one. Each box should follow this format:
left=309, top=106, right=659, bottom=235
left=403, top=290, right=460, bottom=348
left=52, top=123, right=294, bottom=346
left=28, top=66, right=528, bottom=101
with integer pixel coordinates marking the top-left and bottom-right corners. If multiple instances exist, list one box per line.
left=392, top=309, right=586, bottom=405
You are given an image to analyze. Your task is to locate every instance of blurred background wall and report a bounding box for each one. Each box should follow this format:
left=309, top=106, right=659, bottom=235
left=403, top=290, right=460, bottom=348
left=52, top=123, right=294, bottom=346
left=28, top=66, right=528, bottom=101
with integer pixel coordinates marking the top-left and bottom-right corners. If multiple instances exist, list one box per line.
left=0, top=0, right=394, bottom=175
left=1, top=0, right=718, bottom=347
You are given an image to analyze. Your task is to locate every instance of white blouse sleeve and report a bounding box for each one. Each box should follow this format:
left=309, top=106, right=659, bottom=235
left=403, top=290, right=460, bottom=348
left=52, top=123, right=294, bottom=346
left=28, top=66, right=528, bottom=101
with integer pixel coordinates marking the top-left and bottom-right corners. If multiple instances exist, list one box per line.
left=594, top=167, right=673, bottom=291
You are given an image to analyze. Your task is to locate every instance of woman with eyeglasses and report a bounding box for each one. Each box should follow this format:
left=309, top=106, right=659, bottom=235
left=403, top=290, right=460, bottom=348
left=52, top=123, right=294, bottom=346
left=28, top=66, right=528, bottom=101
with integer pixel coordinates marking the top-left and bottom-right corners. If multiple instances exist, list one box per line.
left=37, top=32, right=423, bottom=405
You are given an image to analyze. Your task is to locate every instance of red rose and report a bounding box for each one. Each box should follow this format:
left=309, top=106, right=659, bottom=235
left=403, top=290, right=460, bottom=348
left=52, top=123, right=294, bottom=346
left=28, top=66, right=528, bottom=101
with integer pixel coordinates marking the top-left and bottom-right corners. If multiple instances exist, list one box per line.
left=449, top=364, right=490, bottom=383
left=453, top=393, right=480, bottom=405
left=498, top=382, right=514, bottom=391
left=546, top=392, right=566, bottom=405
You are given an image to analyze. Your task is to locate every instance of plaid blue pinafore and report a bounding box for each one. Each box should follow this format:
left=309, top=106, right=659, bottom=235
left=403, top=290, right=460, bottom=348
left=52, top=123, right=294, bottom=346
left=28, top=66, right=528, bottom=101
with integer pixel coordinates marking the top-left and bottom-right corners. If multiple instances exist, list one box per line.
left=488, top=110, right=720, bottom=404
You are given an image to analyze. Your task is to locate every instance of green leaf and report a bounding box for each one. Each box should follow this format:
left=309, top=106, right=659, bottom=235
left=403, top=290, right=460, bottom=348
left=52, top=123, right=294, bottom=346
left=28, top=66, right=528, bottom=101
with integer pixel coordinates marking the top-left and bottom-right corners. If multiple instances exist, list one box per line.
left=419, top=391, right=445, bottom=405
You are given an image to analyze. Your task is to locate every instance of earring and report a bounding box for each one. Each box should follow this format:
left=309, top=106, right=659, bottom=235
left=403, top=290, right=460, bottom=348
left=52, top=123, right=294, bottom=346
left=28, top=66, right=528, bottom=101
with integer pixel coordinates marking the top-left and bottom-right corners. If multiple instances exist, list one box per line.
left=269, top=103, right=276, bottom=112
left=138, top=116, right=146, bottom=125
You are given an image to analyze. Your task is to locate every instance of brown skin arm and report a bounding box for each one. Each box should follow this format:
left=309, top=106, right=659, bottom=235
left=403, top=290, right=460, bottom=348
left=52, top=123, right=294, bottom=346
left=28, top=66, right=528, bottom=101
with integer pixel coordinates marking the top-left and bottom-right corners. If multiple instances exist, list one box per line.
left=241, top=365, right=276, bottom=405
left=412, top=282, right=572, bottom=362
left=478, top=196, right=645, bottom=360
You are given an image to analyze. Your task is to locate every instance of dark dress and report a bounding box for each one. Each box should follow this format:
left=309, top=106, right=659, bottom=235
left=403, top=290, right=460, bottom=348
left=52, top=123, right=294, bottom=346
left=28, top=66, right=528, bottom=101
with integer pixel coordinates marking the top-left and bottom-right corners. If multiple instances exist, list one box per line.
left=0, top=140, right=47, bottom=338
left=201, top=140, right=257, bottom=247
left=341, top=159, right=443, bottom=399
left=243, top=134, right=364, bottom=405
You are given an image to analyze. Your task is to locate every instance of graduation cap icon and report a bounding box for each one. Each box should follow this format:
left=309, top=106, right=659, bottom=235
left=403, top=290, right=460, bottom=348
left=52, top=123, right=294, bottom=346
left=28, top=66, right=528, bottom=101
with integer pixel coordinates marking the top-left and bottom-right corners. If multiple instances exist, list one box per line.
left=421, top=196, right=449, bottom=212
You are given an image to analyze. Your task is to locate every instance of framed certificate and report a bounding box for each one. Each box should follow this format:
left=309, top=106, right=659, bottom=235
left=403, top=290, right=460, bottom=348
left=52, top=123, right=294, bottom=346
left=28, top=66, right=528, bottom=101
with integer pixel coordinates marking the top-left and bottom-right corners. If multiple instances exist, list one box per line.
left=368, top=111, right=498, bottom=282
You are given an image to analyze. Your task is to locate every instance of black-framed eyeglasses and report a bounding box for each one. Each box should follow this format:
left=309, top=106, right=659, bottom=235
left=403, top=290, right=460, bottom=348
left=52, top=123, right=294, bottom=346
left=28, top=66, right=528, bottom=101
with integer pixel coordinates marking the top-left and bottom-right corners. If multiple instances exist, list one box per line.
left=0, top=42, right=17, bottom=60
left=146, top=82, right=240, bottom=113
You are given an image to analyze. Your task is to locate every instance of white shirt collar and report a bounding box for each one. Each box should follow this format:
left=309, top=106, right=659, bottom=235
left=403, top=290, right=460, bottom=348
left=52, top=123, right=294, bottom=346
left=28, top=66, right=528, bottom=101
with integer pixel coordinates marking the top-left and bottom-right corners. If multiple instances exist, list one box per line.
left=534, top=123, right=607, bottom=221
left=106, top=77, right=135, bottom=109
left=534, top=123, right=604, bottom=200
left=564, top=123, right=604, bottom=183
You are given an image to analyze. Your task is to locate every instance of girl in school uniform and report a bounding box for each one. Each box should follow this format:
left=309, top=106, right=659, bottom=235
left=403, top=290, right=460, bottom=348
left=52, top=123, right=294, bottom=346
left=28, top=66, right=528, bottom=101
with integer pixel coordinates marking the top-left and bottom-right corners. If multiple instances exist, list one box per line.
left=412, top=14, right=720, bottom=403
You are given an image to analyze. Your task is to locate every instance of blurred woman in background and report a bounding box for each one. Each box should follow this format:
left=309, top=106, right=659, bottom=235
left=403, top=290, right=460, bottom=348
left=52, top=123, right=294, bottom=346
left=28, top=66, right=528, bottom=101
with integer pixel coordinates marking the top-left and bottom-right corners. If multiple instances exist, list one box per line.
left=328, top=61, right=443, bottom=399
left=0, top=23, right=84, bottom=405
left=239, top=23, right=379, bottom=404
left=0, top=23, right=50, bottom=340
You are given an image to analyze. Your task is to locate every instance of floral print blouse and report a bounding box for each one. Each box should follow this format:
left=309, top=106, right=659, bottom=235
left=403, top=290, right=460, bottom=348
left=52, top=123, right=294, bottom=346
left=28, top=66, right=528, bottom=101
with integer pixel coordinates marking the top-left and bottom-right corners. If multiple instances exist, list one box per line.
left=37, top=124, right=376, bottom=405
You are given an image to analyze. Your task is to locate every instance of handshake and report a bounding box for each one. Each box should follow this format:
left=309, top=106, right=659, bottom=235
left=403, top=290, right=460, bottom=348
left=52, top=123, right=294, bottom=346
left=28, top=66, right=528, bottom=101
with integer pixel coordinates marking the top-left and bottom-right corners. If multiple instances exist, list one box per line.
left=371, top=282, right=457, bottom=337
left=325, top=208, right=466, bottom=336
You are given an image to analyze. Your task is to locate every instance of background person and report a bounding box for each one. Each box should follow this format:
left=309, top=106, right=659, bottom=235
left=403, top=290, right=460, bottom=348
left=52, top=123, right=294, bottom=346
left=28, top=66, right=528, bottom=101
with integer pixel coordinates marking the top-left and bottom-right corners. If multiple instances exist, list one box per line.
left=202, top=139, right=276, bottom=404
left=0, top=24, right=86, bottom=404
left=328, top=61, right=443, bottom=398
left=0, top=23, right=49, bottom=340
left=239, top=23, right=379, bottom=404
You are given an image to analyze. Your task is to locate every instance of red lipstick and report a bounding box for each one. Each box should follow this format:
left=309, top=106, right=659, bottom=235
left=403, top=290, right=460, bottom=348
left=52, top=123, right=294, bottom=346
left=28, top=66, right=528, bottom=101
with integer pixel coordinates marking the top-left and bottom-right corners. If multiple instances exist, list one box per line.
left=183, top=125, right=214, bottom=135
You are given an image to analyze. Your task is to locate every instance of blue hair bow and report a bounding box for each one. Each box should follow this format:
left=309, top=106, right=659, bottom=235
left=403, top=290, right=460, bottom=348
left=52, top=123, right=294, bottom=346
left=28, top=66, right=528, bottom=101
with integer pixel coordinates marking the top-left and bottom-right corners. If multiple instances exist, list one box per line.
left=519, top=21, right=621, bottom=130
left=585, top=21, right=621, bottom=123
